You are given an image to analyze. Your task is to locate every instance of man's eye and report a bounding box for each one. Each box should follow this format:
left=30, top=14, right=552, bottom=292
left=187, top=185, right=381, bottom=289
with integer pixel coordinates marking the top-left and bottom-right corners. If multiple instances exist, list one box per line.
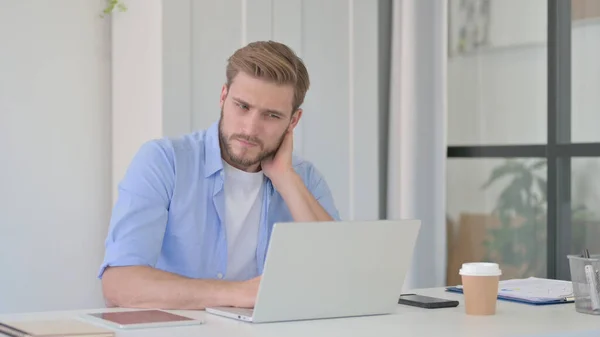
left=237, top=103, right=249, bottom=110
left=269, top=114, right=280, bottom=119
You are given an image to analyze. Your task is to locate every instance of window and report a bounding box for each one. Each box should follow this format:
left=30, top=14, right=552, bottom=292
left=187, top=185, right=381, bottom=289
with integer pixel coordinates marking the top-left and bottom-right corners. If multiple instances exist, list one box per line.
left=446, top=0, right=600, bottom=281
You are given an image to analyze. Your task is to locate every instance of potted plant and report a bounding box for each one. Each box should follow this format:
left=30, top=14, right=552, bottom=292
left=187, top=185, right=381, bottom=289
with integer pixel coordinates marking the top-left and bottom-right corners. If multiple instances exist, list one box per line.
left=481, top=159, right=548, bottom=277
left=481, top=159, right=594, bottom=278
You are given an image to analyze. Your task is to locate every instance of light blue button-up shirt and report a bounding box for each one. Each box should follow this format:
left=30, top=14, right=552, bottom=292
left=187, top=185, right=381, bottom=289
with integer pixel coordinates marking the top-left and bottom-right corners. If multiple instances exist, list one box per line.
left=98, top=120, right=340, bottom=281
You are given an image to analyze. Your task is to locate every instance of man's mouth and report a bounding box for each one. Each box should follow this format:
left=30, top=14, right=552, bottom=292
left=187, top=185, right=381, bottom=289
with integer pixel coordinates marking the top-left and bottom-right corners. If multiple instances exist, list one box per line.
left=235, top=138, right=258, bottom=147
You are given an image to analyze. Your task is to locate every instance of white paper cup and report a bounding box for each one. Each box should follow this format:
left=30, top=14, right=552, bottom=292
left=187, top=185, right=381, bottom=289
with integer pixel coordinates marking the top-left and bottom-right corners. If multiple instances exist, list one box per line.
left=459, top=262, right=502, bottom=315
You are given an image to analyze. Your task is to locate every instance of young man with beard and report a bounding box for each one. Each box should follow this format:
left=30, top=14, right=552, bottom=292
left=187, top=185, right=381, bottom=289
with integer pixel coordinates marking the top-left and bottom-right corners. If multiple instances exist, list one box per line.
left=99, top=41, right=340, bottom=310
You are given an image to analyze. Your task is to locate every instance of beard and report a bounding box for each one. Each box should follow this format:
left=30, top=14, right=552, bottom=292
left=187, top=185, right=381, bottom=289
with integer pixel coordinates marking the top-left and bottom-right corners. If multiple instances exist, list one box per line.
left=218, top=109, right=287, bottom=169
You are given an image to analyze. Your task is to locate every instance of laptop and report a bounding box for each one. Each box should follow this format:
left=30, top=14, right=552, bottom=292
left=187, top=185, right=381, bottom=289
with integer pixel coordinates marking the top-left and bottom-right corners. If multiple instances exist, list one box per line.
left=205, top=219, right=421, bottom=323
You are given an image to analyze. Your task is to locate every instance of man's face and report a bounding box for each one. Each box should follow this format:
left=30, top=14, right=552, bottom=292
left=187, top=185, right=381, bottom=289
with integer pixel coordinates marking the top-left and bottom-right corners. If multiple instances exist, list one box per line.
left=219, top=72, right=302, bottom=171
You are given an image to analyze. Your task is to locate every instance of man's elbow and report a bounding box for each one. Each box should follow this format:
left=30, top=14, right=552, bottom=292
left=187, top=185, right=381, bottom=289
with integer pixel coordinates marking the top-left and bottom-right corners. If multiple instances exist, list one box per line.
left=101, top=267, right=121, bottom=306
left=102, top=266, right=158, bottom=309
left=101, top=267, right=136, bottom=308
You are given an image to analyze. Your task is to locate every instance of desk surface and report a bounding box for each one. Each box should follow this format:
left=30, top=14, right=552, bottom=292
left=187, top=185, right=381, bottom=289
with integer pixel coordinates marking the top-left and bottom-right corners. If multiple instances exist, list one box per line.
left=1, top=288, right=598, bottom=337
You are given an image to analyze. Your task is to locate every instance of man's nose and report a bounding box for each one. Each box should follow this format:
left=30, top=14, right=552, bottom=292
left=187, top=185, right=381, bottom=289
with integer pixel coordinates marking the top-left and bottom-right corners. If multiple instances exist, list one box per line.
left=241, top=111, right=262, bottom=135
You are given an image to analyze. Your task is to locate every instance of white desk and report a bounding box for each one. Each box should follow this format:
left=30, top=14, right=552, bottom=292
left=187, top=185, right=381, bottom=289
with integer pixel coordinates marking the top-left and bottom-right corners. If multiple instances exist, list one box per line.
left=1, top=288, right=598, bottom=337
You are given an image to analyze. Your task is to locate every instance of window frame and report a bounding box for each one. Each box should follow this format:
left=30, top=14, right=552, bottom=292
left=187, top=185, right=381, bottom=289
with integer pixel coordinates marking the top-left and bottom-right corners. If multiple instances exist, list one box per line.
left=446, top=0, right=600, bottom=280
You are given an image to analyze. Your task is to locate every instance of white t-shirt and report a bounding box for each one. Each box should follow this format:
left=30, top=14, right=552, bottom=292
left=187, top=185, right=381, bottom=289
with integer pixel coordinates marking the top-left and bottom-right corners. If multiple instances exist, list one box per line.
left=222, top=160, right=264, bottom=281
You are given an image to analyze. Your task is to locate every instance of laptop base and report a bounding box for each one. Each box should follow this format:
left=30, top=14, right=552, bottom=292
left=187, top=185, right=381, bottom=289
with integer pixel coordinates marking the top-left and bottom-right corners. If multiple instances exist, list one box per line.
left=205, top=307, right=254, bottom=322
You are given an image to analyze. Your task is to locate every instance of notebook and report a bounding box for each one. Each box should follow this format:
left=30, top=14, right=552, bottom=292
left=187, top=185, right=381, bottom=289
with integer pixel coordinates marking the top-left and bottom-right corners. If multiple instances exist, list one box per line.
left=82, top=310, right=203, bottom=329
left=0, top=319, right=114, bottom=337
left=446, top=277, right=575, bottom=305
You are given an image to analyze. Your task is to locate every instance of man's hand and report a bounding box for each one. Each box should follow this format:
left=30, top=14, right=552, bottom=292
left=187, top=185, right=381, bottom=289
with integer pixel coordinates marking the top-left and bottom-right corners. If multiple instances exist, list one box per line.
left=260, top=129, right=334, bottom=223
left=261, top=129, right=295, bottom=188
left=232, top=276, right=262, bottom=308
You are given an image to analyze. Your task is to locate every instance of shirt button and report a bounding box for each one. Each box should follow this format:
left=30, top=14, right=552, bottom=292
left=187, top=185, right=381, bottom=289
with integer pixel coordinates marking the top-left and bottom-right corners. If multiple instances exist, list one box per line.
left=217, top=273, right=223, bottom=279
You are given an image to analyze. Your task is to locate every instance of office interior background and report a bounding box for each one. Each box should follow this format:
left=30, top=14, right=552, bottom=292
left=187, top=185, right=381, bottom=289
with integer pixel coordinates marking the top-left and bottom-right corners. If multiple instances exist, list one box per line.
left=0, top=0, right=598, bottom=314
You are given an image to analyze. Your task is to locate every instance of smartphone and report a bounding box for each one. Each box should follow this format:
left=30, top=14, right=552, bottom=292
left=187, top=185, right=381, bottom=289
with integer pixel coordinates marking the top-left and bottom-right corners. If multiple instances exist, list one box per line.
left=398, top=294, right=459, bottom=309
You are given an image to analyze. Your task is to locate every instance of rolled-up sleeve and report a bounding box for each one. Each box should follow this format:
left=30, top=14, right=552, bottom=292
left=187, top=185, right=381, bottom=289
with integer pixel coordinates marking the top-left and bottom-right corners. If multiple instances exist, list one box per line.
left=307, top=165, right=341, bottom=221
left=98, top=140, right=175, bottom=278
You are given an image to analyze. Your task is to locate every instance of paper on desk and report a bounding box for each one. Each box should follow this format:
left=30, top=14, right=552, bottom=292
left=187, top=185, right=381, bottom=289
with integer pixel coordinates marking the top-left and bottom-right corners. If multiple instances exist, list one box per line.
left=453, top=277, right=574, bottom=302
left=497, top=277, right=573, bottom=301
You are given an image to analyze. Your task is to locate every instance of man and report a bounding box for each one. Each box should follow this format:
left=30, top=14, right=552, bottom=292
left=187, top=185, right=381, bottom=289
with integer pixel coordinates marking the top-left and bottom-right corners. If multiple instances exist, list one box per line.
left=99, top=41, right=340, bottom=310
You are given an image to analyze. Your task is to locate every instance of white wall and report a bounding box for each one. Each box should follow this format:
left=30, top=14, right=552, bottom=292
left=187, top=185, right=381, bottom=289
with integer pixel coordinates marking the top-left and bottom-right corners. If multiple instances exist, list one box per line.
left=112, top=0, right=163, bottom=203
left=0, top=0, right=111, bottom=313
left=157, top=0, right=383, bottom=221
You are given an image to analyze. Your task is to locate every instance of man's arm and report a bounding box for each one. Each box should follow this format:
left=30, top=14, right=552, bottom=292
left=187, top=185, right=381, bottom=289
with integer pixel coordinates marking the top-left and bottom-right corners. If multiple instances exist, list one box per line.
left=101, top=266, right=259, bottom=309
left=100, top=140, right=260, bottom=309
left=274, top=169, right=336, bottom=222
left=261, top=130, right=340, bottom=222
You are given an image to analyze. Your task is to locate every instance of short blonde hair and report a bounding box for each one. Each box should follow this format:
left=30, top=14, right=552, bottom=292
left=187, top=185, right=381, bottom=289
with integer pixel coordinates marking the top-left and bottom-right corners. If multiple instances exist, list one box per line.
left=226, top=40, right=310, bottom=112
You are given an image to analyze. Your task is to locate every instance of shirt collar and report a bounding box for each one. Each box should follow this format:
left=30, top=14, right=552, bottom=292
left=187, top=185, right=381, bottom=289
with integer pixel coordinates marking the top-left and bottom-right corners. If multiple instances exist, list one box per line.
left=204, top=120, right=224, bottom=178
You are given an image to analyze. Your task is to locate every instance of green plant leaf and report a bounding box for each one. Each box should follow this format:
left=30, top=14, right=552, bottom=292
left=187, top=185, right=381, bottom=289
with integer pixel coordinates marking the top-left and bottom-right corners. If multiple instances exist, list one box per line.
left=481, top=160, right=523, bottom=189
left=516, top=169, right=534, bottom=191
left=529, top=159, right=547, bottom=170
left=102, top=0, right=126, bottom=17
left=498, top=211, right=512, bottom=227
left=535, top=177, right=547, bottom=201
left=497, top=179, right=526, bottom=212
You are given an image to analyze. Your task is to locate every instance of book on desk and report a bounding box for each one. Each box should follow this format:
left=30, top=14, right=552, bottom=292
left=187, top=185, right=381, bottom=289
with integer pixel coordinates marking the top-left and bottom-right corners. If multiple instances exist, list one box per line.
left=446, top=277, right=575, bottom=306
left=0, top=318, right=114, bottom=337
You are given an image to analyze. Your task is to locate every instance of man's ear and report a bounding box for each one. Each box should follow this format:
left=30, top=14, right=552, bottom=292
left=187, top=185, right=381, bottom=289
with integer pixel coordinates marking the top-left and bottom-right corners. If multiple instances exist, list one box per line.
left=220, top=84, right=228, bottom=109
left=289, top=109, right=303, bottom=131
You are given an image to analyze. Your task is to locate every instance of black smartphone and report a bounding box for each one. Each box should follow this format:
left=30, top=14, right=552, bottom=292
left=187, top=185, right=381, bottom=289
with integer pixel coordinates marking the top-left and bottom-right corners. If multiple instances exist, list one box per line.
left=398, top=294, right=459, bottom=309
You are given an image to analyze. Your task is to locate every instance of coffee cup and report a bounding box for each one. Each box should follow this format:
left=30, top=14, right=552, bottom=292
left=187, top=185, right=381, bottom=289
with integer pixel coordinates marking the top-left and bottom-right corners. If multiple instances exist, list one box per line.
left=459, top=262, right=502, bottom=315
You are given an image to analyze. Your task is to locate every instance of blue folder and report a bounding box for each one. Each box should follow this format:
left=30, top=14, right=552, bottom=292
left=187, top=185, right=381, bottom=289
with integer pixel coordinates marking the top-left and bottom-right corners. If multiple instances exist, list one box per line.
left=445, top=286, right=575, bottom=306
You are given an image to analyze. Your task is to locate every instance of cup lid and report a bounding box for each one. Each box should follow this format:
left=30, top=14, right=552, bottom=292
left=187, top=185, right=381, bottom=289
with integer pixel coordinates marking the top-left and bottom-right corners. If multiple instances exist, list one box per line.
left=459, top=262, right=502, bottom=276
